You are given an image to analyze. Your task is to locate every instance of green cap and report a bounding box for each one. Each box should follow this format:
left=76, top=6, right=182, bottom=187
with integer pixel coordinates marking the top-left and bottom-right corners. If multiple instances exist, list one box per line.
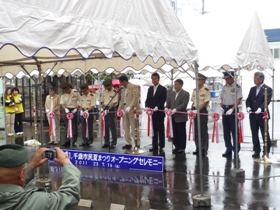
left=60, top=82, right=71, bottom=90
left=79, top=83, right=89, bottom=91
left=103, top=79, right=112, bottom=86
left=197, top=73, right=207, bottom=80
left=0, top=144, right=28, bottom=168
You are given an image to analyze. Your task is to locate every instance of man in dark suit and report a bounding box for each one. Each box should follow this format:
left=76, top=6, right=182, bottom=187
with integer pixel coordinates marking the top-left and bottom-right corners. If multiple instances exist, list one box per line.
left=145, top=73, right=167, bottom=154
left=246, top=71, right=273, bottom=158
left=166, top=79, right=189, bottom=154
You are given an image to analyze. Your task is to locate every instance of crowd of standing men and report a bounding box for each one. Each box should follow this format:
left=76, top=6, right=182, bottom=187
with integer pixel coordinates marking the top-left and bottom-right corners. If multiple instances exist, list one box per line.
left=43, top=70, right=272, bottom=158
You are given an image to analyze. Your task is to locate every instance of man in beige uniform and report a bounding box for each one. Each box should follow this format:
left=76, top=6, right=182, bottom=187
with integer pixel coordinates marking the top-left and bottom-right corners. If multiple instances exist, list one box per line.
left=101, top=79, right=118, bottom=149
left=118, top=75, right=141, bottom=150
left=191, top=73, right=211, bottom=156
left=79, top=83, right=96, bottom=147
left=0, top=144, right=81, bottom=210
left=60, top=82, right=80, bottom=147
left=45, top=86, right=60, bottom=145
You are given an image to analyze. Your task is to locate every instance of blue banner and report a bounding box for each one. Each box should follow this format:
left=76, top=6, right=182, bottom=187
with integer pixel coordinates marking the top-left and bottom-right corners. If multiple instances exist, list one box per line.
left=48, top=162, right=164, bottom=187
left=60, top=149, right=164, bottom=172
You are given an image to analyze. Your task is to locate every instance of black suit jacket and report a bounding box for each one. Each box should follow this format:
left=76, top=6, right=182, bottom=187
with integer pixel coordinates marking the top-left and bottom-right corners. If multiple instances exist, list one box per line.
left=145, top=84, right=167, bottom=118
left=245, top=84, right=273, bottom=120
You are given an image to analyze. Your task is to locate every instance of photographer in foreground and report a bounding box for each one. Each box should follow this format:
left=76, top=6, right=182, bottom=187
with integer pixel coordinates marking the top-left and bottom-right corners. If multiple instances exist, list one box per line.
left=0, top=145, right=81, bottom=210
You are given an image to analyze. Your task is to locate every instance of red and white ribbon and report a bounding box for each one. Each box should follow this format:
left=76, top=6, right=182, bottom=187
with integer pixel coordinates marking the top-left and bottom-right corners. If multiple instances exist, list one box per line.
left=133, top=109, right=137, bottom=119
left=211, top=113, right=220, bottom=143
left=101, top=111, right=107, bottom=137
left=263, top=111, right=268, bottom=120
left=33, top=108, right=36, bottom=117
left=83, top=111, right=90, bottom=138
left=146, top=108, right=154, bottom=136
left=48, top=112, right=56, bottom=136
left=117, top=110, right=124, bottom=137
left=66, top=113, right=74, bottom=138
left=165, top=109, right=173, bottom=138
left=237, top=112, right=244, bottom=143
left=188, top=111, right=196, bottom=141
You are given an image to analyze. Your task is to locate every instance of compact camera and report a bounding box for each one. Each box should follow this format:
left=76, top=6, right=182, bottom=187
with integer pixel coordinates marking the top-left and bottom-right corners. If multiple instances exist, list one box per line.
left=43, top=150, right=57, bottom=159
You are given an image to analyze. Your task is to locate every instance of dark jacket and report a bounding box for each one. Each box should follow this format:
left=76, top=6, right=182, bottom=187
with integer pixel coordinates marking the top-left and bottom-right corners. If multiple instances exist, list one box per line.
left=145, top=84, right=167, bottom=118
left=245, top=83, right=272, bottom=120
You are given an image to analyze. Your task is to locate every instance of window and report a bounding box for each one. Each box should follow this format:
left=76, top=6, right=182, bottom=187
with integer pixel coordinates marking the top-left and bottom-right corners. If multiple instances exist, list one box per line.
left=274, top=48, right=280, bottom=59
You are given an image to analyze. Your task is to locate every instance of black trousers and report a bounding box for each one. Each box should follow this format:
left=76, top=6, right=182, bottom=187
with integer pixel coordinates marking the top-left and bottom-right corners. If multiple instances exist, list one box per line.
left=14, top=113, right=23, bottom=133
left=64, top=109, right=78, bottom=143
left=194, top=108, right=209, bottom=152
left=249, top=116, right=271, bottom=154
left=172, top=117, right=187, bottom=150
left=152, top=116, right=165, bottom=149
left=222, top=106, right=240, bottom=153
left=81, top=111, right=94, bottom=144
left=104, top=113, right=117, bottom=145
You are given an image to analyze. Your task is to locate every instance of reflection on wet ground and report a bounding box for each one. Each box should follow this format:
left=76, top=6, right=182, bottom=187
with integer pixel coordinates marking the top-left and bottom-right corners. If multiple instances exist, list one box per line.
left=1, top=102, right=280, bottom=209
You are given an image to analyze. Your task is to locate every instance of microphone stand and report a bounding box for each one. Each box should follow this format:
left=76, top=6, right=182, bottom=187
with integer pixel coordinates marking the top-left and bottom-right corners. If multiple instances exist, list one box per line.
left=102, top=87, right=123, bottom=153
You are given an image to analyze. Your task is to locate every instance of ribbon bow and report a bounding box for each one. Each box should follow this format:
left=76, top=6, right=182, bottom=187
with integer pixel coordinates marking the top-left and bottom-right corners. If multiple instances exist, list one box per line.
left=146, top=108, right=154, bottom=136
left=48, top=112, right=56, bottom=137
left=117, top=110, right=125, bottom=137
left=66, top=113, right=74, bottom=138
left=83, top=111, right=90, bottom=138
left=211, top=113, right=220, bottom=143
left=165, top=109, right=173, bottom=138
left=237, top=112, right=245, bottom=143
left=188, top=111, right=196, bottom=141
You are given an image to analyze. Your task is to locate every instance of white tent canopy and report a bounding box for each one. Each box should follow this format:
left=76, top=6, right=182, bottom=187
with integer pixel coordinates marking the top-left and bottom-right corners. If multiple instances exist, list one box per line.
left=236, top=12, right=274, bottom=70
left=0, top=0, right=198, bottom=76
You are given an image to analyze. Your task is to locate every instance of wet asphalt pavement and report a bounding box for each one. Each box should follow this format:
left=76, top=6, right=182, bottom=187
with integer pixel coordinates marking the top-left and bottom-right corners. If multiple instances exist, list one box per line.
left=1, top=102, right=280, bottom=210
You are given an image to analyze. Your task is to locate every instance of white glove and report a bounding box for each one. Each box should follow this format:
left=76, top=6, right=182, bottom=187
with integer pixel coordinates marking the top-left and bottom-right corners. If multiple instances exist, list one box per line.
left=104, top=110, right=108, bottom=115
left=9, top=102, right=15, bottom=106
left=80, top=110, right=84, bottom=116
left=65, top=108, right=70, bottom=113
left=226, top=109, right=233, bottom=115
left=255, top=108, right=262, bottom=114
left=15, top=107, right=18, bottom=111
left=246, top=107, right=251, bottom=113
left=164, top=108, right=168, bottom=111
left=100, top=108, right=104, bottom=112
left=125, top=106, right=131, bottom=113
left=221, top=108, right=224, bottom=113
left=153, top=106, right=158, bottom=112
left=46, top=109, right=50, bottom=113
left=192, top=110, right=197, bottom=114
left=19, top=98, right=22, bottom=102
left=172, top=109, right=177, bottom=115
left=72, top=108, right=77, bottom=113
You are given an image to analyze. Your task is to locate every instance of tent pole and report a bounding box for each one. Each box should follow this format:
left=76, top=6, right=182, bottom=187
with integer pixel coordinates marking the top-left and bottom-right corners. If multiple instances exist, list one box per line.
left=192, top=61, right=211, bottom=207
left=2, top=77, right=7, bottom=144
left=230, top=68, right=245, bottom=178
left=272, top=68, right=275, bottom=140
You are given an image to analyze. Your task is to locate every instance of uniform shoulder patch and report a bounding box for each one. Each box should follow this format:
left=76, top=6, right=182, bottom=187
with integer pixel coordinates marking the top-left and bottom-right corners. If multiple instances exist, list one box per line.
left=236, top=84, right=241, bottom=88
left=205, top=88, right=209, bottom=91
left=90, top=94, right=93, bottom=96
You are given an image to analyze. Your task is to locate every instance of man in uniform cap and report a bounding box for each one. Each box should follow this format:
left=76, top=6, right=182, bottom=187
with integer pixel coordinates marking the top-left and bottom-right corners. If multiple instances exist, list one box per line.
left=0, top=144, right=81, bottom=209
left=220, top=71, right=243, bottom=157
left=60, top=81, right=80, bottom=147
left=79, top=83, right=96, bottom=147
left=101, top=79, right=118, bottom=149
left=191, top=73, right=210, bottom=156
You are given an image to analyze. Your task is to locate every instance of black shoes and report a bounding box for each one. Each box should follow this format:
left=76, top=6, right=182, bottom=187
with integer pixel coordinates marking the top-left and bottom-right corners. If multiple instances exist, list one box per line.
left=159, top=148, right=165, bottom=154
left=72, top=143, right=77, bottom=147
left=149, top=147, right=158, bottom=152
left=122, top=144, right=132, bottom=149
left=110, top=144, right=116, bottom=149
left=172, top=148, right=185, bottom=154
left=222, top=152, right=232, bottom=157
left=193, top=150, right=207, bottom=156
left=102, top=144, right=110, bottom=148
left=252, top=153, right=260, bottom=159
left=62, top=142, right=70, bottom=147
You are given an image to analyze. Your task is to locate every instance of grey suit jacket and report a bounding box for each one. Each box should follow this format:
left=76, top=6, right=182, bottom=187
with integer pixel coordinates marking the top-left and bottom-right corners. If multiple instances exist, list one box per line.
left=166, top=89, right=189, bottom=123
